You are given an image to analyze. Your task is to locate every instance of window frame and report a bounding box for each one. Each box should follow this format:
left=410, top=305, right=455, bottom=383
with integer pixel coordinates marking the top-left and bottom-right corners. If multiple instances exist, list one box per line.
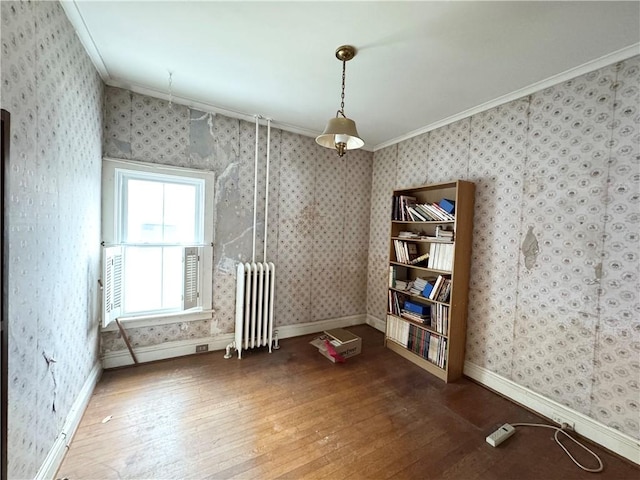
left=101, top=158, right=214, bottom=331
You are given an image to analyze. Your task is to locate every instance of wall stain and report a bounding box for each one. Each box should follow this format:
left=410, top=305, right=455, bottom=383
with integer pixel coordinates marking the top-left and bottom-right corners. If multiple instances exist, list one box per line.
left=594, top=262, right=603, bottom=279
left=521, top=226, right=539, bottom=270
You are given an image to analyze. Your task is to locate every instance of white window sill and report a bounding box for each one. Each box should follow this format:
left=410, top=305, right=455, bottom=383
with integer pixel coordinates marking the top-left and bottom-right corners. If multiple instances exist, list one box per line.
left=102, top=309, right=214, bottom=332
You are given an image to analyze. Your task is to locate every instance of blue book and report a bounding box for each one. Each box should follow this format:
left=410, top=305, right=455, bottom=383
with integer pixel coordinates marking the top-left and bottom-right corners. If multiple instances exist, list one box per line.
left=404, top=300, right=430, bottom=315
left=422, top=281, right=435, bottom=298
left=439, top=198, right=456, bottom=214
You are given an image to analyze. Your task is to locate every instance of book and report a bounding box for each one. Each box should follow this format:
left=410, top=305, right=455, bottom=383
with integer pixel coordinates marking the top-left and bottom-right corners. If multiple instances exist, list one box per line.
left=429, top=243, right=453, bottom=271
left=399, top=195, right=417, bottom=221
left=413, top=277, right=428, bottom=291
left=430, top=202, right=455, bottom=221
left=404, top=300, right=430, bottom=315
left=406, top=242, right=418, bottom=263
left=439, top=198, right=456, bottom=214
left=419, top=203, right=446, bottom=221
left=422, top=280, right=436, bottom=298
left=436, top=279, right=452, bottom=303
left=401, top=310, right=428, bottom=323
left=414, top=204, right=437, bottom=221
left=409, top=252, right=430, bottom=265
left=436, top=228, right=454, bottom=238
left=394, top=239, right=420, bottom=264
left=429, top=275, right=445, bottom=300
left=409, top=278, right=422, bottom=295
left=407, top=206, right=428, bottom=222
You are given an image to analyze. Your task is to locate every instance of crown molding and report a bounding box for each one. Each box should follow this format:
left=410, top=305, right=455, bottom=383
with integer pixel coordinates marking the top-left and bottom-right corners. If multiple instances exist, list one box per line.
left=373, top=43, right=640, bottom=152
left=60, top=0, right=110, bottom=80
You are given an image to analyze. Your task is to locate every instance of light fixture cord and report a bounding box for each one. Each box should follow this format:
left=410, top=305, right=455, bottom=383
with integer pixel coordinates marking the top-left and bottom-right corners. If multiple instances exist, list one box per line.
left=168, top=71, right=173, bottom=108
left=338, top=59, right=346, bottom=118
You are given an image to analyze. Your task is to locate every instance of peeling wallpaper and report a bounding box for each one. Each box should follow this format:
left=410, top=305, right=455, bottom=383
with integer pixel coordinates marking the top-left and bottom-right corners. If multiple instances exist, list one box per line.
left=367, top=56, right=640, bottom=440
left=1, top=1, right=104, bottom=478
left=101, top=86, right=373, bottom=352
left=2, top=3, right=637, bottom=478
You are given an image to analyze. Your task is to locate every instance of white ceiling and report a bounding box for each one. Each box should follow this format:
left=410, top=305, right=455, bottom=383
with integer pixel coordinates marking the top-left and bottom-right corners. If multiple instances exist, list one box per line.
left=62, top=1, right=640, bottom=151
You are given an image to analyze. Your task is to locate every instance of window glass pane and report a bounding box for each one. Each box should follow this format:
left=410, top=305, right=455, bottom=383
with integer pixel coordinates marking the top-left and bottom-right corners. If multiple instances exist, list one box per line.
left=164, top=183, right=197, bottom=243
left=123, top=246, right=183, bottom=314
left=124, top=246, right=163, bottom=313
left=124, top=177, right=200, bottom=244
left=126, top=179, right=164, bottom=243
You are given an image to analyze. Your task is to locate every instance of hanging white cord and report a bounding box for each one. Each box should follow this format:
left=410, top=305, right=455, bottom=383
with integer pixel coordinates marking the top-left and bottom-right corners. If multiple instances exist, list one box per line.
left=510, top=423, right=603, bottom=473
left=252, top=115, right=260, bottom=263
left=263, top=118, right=271, bottom=262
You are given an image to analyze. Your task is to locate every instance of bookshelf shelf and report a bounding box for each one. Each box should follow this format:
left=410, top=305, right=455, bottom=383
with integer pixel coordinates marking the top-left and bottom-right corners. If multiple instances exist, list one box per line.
left=386, top=180, right=475, bottom=383
left=389, top=288, right=450, bottom=307
left=387, top=313, right=449, bottom=339
left=389, top=262, right=452, bottom=274
left=392, top=220, right=455, bottom=225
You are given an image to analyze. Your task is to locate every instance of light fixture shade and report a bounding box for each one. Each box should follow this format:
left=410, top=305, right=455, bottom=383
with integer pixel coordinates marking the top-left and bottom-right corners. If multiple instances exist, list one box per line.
left=315, top=117, right=364, bottom=150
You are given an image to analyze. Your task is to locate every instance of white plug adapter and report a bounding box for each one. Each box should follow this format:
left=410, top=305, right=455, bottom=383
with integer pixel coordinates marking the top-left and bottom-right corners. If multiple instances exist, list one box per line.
left=486, top=423, right=516, bottom=447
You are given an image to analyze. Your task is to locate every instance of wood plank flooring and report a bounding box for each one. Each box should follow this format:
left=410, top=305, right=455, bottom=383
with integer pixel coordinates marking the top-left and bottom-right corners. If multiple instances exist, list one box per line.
left=57, top=325, right=639, bottom=479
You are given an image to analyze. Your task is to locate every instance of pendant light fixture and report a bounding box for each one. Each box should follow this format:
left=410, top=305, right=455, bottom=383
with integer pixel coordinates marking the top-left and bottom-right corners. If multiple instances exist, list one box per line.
left=316, top=45, right=364, bottom=157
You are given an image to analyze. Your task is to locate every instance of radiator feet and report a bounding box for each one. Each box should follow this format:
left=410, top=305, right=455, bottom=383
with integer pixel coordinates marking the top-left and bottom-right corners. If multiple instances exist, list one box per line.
left=223, top=341, right=236, bottom=359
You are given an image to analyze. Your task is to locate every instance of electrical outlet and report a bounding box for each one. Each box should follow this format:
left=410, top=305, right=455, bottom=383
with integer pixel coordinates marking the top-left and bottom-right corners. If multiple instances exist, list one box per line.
left=551, top=414, right=575, bottom=431
left=195, top=344, right=208, bottom=353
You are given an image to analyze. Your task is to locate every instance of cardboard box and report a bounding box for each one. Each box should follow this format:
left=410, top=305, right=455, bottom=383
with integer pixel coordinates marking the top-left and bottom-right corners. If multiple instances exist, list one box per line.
left=310, top=328, right=362, bottom=363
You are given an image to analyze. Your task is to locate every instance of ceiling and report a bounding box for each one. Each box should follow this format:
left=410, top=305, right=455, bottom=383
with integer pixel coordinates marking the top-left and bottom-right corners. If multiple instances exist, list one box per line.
left=62, top=1, right=640, bottom=151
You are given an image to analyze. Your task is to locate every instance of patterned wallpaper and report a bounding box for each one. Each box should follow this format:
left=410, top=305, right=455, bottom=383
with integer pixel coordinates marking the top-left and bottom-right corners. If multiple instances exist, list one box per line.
left=367, top=56, right=640, bottom=440
left=101, top=86, right=373, bottom=352
left=3, top=5, right=636, bottom=479
left=1, top=1, right=104, bottom=478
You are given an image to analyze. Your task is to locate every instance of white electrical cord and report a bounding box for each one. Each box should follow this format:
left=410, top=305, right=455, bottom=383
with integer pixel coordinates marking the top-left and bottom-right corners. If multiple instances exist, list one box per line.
left=510, top=423, right=604, bottom=473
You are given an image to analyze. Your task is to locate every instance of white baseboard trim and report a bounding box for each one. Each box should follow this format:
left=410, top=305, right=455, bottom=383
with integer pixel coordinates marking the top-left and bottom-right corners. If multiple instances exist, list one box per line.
left=366, top=314, right=386, bottom=332
left=102, top=334, right=234, bottom=369
left=102, top=314, right=368, bottom=369
left=275, top=314, right=366, bottom=339
left=464, top=361, right=640, bottom=465
left=35, top=361, right=102, bottom=480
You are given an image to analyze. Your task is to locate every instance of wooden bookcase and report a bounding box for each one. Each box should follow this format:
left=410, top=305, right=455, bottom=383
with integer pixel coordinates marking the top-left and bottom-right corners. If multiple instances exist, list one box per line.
left=385, top=180, right=475, bottom=383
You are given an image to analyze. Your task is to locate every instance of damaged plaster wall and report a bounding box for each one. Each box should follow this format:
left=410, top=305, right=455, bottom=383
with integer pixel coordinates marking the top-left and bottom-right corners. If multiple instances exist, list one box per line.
left=1, top=1, right=104, bottom=478
left=367, top=56, right=640, bottom=440
left=101, top=86, right=373, bottom=353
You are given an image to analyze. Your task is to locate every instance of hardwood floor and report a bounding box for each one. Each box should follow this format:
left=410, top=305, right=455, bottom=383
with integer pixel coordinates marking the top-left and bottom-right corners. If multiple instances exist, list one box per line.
left=57, top=325, right=639, bottom=479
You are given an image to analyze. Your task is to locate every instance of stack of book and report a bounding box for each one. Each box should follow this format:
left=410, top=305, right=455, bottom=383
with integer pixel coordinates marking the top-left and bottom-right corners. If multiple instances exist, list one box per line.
left=398, top=231, right=419, bottom=239
left=392, top=195, right=418, bottom=221
left=411, top=277, right=429, bottom=296
left=409, top=204, right=451, bottom=222
left=388, top=290, right=407, bottom=316
left=387, top=315, right=410, bottom=347
left=435, top=227, right=454, bottom=241
left=393, top=239, right=419, bottom=264
left=430, top=304, right=450, bottom=334
left=427, top=243, right=454, bottom=271
left=427, top=275, right=452, bottom=302
left=405, top=198, right=456, bottom=222
left=400, top=299, right=430, bottom=324
left=407, top=325, right=448, bottom=368
left=392, top=196, right=456, bottom=223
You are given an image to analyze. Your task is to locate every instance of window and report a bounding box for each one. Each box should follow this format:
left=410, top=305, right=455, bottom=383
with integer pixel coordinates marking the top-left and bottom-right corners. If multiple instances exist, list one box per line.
left=102, top=159, right=214, bottom=328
